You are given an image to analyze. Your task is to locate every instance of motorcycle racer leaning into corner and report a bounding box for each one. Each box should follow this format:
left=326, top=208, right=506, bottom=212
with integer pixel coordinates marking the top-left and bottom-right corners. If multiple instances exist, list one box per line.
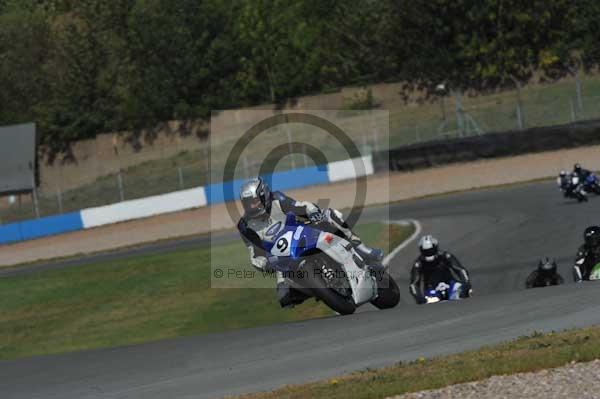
left=409, top=235, right=472, bottom=304
left=573, top=163, right=592, bottom=182
left=557, top=170, right=570, bottom=196
left=573, top=225, right=600, bottom=283
left=237, top=177, right=384, bottom=308
left=525, top=257, right=564, bottom=288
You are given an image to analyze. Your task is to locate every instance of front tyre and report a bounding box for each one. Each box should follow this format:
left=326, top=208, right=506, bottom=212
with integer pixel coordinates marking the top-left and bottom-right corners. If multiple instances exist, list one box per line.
left=370, top=271, right=400, bottom=309
left=304, top=264, right=356, bottom=315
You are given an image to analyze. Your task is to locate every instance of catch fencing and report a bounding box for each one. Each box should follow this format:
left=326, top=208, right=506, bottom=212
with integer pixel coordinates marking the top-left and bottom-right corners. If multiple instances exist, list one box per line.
left=2, top=75, right=600, bottom=224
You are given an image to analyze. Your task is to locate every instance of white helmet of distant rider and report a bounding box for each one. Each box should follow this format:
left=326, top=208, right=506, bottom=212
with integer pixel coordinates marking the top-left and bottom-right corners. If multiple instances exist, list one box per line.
left=419, top=235, right=439, bottom=262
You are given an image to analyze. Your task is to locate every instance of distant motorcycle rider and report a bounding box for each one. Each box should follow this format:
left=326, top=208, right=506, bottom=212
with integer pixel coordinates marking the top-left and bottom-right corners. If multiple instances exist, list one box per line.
left=573, top=163, right=592, bottom=181
left=409, top=235, right=472, bottom=304
left=525, top=257, right=564, bottom=288
left=557, top=170, right=570, bottom=196
left=237, top=177, right=384, bottom=307
left=573, top=226, right=600, bottom=282
left=558, top=169, right=589, bottom=202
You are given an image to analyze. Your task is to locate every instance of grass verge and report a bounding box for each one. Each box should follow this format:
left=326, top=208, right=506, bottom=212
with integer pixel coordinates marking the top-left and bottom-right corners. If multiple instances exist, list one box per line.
left=235, top=326, right=600, bottom=399
left=0, top=222, right=413, bottom=360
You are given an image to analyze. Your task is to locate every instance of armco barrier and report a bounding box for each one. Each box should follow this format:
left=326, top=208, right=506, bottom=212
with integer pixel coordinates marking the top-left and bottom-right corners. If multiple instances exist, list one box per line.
left=0, top=156, right=373, bottom=245
left=375, top=119, right=600, bottom=172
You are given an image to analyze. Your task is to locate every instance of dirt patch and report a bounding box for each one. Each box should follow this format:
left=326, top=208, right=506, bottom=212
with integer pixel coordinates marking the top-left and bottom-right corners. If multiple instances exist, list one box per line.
left=2, top=144, right=600, bottom=267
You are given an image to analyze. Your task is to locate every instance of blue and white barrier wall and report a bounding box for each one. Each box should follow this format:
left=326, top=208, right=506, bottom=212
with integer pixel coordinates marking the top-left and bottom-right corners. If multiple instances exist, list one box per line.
left=81, top=187, right=207, bottom=229
left=0, top=212, right=84, bottom=245
left=0, top=156, right=373, bottom=245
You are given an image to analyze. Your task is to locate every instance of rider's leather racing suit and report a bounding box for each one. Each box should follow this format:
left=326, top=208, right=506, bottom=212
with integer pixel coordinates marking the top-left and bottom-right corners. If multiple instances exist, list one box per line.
left=409, top=252, right=471, bottom=304
left=525, top=269, right=564, bottom=288
left=237, top=191, right=376, bottom=307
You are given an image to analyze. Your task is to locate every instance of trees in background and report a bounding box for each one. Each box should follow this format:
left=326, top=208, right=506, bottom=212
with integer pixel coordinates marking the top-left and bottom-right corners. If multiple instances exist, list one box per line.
left=0, top=0, right=598, bottom=157
left=390, top=0, right=578, bottom=93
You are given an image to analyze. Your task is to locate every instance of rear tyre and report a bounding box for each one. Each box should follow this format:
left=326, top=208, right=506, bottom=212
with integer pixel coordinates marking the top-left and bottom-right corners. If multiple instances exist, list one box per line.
left=370, top=271, right=400, bottom=309
left=302, top=263, right=356, bottom=315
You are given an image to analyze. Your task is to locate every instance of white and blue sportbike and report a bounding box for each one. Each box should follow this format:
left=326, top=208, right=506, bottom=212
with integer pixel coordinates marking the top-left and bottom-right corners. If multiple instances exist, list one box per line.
left=266, top=213, right=400, bottom=315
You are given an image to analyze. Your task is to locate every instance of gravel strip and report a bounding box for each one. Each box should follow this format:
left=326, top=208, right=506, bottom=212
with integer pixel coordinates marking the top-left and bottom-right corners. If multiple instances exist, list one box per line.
left=389, top=359, right=600, bottom=399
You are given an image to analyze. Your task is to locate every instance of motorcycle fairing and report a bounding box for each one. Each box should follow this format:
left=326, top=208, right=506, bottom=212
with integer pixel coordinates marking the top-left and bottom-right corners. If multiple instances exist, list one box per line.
left=316, top=232, right=377, bottom=305
left=267, top=213, right=377, bottom=305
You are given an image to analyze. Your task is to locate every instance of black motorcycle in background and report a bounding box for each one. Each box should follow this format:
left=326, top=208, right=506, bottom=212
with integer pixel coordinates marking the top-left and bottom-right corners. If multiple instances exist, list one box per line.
left=557, top=173, right=588, bottom=202
left=584, top=173, right=600, bottom=195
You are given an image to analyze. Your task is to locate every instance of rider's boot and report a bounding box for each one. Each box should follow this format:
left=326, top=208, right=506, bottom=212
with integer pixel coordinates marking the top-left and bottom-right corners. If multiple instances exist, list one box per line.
left=277, top=282, right=309, bottom=308
left=355, top=242, right=384, bottom=263
left=325, top=209, right=384, bottom=263
left=276, top=272, right=309, bottom=308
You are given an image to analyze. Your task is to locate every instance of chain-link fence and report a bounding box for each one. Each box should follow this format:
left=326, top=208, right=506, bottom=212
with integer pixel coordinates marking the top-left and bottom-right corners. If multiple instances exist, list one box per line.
left=2, top=76, right=600, bottom=224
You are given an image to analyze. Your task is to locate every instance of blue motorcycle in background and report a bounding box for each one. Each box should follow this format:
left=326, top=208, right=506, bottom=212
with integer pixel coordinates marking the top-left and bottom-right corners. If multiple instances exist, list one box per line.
left=584, top=174, right=600, bottom=195
left=266, top=213, right=400, bottom=315
left=557, top=173, right=588, bottom=202
left=424, top=281, right=465, bottom=304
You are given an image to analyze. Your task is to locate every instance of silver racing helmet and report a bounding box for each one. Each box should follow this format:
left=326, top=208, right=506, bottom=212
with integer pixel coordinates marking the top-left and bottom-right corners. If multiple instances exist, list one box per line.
left=239, top=177, right=271, bottom=218
left=419, top=235, right=439, bottom=262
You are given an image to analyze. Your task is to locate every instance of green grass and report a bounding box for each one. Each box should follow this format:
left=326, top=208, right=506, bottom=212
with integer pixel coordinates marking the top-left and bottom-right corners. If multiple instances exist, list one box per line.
left=0, top=222, right=412, bottom=360
left=236, top=327, right=600, bottom=399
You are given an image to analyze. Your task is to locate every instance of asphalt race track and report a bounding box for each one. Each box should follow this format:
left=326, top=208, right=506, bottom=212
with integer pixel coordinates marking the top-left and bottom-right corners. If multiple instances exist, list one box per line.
left=3, top=180, right=600, bottom=399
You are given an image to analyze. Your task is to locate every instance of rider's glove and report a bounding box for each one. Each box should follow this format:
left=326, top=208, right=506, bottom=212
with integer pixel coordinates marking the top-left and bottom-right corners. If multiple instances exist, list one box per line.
left=255, top=256, right=277, bottom=274
left=308, top=209, right=324, bottom=223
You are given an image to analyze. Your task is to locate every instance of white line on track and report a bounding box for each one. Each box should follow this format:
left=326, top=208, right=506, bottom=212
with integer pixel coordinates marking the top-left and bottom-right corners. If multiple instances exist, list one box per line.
left=382, top=219, right=422, bottom=267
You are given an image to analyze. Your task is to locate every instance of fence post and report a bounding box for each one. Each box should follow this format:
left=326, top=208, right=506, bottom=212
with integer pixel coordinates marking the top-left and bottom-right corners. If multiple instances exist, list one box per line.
left=370, top=112, right=380, bottom=152
left=453, top=91, right=464, bottom=137
left=575, top=73, right=583, bottom=111
left=242, top=155, right=250, bottom=179
left=285, top=125, right=296, bottom=169
left=516, top=103, right=524, bottom=130
left=117, top=170, right=125, bottom=201
left=302, top=143, right=308, bottom=167
left=203, top=146, right=210, bottom=186
left=178, top=167, right=184, bottom=190
left=31, top=175, right=40, bottom=218
left=56, top=187, right=63, bottom=214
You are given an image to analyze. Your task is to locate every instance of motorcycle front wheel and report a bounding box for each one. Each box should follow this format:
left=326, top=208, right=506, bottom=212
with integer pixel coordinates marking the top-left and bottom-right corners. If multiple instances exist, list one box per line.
left=302, top=262, right=357, bottom=315
left=370, top=271, right=400, bottom=309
